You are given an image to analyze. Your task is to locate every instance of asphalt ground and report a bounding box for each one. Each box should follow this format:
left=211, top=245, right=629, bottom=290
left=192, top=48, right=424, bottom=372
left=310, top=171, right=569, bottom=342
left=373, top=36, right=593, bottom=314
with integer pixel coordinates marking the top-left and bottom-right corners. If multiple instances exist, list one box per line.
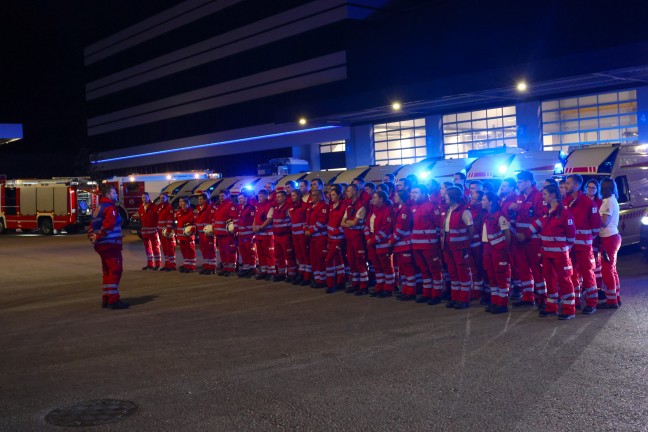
left=1, top=233, right=647, bottom=431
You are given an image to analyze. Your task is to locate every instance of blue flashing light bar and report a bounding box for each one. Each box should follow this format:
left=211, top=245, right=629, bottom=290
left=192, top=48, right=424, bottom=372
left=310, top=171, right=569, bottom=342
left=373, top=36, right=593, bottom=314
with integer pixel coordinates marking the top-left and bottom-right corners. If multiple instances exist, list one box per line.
left=92, top=126, right=341, bottom=164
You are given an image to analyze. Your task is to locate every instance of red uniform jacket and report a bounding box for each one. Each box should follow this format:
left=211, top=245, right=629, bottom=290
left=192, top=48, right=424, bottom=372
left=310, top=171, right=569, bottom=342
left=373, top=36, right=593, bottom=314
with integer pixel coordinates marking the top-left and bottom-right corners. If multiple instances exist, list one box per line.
left=482, top=210, right=509, bottom=251
left=138, top=202, right=159, bottom=236
left=562, top=191, right=601, bottom=251
left=194, top=203, right=215, bottom=234
left=254, top=200, right=274, bottom=236
left=411, top=200, right=440, bottom=250
left=156, top=202, right=174, bottom=230
left=306, top=201, right=328, bottom=237
left=236, top=202, right=255, bottom=239
left=327, top=201, right=346, bottom=241
left=289, top=200, right=308, bottom=235
left=389, top=203, right=413, bottom=253
left=364, top=204, right=394, bottom=252
left=444, top=204, right=471, bottom=250
left=513, top=186, right=544, bottom=243
left=272, top=201, right=292, bottom=236
left=175, top=208, right=195, bottom=239
left=213, top=199, right=238, bottom=236
left=533, top=206, right=576, bottom=257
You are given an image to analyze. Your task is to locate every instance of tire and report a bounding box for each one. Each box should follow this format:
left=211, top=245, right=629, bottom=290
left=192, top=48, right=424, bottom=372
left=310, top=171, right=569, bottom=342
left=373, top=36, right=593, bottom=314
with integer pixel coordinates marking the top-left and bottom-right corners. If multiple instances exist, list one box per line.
left=0, top=219, right=6, bottom=234
left=39, top=218, right=54, bottom=235
left=119, top=209, right=129, bottom=228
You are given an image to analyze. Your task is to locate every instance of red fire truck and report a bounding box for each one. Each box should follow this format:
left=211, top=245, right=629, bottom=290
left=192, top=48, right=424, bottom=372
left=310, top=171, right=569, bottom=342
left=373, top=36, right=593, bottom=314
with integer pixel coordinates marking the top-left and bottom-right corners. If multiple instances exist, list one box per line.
left=0, top=177, right=97, bottom=235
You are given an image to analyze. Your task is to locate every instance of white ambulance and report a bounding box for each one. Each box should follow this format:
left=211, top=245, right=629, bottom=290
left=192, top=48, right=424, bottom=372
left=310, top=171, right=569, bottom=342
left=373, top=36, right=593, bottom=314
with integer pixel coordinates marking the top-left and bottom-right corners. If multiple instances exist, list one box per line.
left=563, top=143, right=648, bottom=246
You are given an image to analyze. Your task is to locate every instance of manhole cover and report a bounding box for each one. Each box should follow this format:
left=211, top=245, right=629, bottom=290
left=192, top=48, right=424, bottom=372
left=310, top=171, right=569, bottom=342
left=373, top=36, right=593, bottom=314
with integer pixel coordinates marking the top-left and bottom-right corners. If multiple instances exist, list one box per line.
left=45, top=399, right=137, bottom=427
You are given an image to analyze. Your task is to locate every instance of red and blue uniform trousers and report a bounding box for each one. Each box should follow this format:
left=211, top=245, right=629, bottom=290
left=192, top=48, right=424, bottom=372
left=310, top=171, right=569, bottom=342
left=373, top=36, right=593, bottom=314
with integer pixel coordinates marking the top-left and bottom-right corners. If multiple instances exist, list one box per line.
left=513, top=239, right=546, bottom=304
left=198, top=233, right=217, bottom=270
left=238, top=236, right=257, bottom=273
left=600, top=234, right=621, bottom=305
left=255, top=234, right=276, bottom=275
left=309, top=234, right=328, bottom=284
left=569, top=247, right=598, bottom=308
left=542, top=252, right=575, bottom=315
left=158, top=229, right=177, bottom=269
left=344, top=229, right=368, bottom=290
left=292, top=234, right=311, bottom=282
left=140, top=227, right=161, bottom=267
left=368, top=243, right=395, bottom=293
left=443, top=243, right=472, bottom=303
left=95, top=243, right=123, bottom=304
left=177, top=236, right=196, bottom=270
left=396, top=250, right=417, bottom=296
left=413, top=247, right=443, bottom=299
left=482, top=243, right=511, bottom=307
left=325, top=239, right=346, bottom=288
left=216, top=234, right=237, bottom=273
left=275, top=233, right=297, bottom=278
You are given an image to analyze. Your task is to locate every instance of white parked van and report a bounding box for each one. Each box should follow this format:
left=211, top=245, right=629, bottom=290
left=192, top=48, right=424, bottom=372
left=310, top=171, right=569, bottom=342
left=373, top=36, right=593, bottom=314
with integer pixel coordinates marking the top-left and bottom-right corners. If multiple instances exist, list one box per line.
left=563, top=143, right=648, bottom=246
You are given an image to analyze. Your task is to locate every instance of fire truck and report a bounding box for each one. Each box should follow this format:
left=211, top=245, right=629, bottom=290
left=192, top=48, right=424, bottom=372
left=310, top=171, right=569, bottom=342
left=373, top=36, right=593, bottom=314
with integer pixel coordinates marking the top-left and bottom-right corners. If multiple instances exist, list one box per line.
left=0, top=177, right=97, bottom=235
left=102, top=171, right=216, bottom=227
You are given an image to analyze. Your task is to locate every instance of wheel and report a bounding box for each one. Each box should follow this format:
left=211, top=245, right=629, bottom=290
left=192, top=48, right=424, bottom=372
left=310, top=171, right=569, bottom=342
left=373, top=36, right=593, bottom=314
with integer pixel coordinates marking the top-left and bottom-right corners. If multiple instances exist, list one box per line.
left=0, top=219, right=6, bottom=234
left=119, top=209, right=129, bottom=228
left=39, top=218, right=54, bottom=235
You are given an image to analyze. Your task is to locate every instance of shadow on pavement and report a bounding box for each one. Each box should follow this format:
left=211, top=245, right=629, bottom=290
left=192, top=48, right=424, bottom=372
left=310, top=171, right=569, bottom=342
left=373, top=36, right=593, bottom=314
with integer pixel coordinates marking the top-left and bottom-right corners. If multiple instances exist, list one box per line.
left=122, top=295, right=158, bottom=306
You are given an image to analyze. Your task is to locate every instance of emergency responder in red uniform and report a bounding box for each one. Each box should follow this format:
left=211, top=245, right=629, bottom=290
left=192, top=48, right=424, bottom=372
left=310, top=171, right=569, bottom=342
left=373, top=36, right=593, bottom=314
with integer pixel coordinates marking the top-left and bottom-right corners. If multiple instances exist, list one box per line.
left=299, top=179, right=311, bottom=203
left=341, top=184, right=368, bottom=295
left=352, top=177, right=372, bottom=206
left=510, top=170, right=546, bottom=308
left=214, top=189, right=239, bottom=276
left=253, top=189, right=276, bottom=280
left=453, top=172, right=471, bottom=199
left=598, top=178, right=622, bottom=309
left=563, top=174, right=601, bottom=314
left=468, top=189, right=486, bottom=302
left=442, top=186, right=474, bottom=309
left=481, top=192, right=512, bottom=314
left=289, top=190, right=311, bottom=285
left=533, top=184, right=577, bottom=320
left=195, top=192, right=217, bottom=274
left=138, top=192, right=161, bottom=270
left=325, top=185, right=347, bottom=293
left=272, top=190, right=296, bottom=282
left=389, top=189, right=416, bottom=301
left=410, top=184, right=444, bottom=304
left=157, top=192, right=177, bottom=271
left=306, top=189, right=329, bottom=288
left=88, top=184, right=129, bottom=309
left=365, top=190, right=395, bottom=297
left=283, top=180, right=297, bottom=205
left=236, top=191, right=257, bottom=278
left=175, top=197, right=196, bottom=272
left=585, top=179, right=604, bottom=293
left=499, top=178, right=520, bottom=298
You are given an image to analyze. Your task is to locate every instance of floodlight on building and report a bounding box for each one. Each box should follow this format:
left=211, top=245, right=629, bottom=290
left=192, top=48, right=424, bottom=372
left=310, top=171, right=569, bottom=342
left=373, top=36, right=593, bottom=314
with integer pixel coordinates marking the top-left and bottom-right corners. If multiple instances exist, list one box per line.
left=516, top=81, right=528, bottom=92
left=129, top=176, right=136, bottom=182
left=392, top=102, right=401, bottom=111
left=299, top=118, right=307, bottom=125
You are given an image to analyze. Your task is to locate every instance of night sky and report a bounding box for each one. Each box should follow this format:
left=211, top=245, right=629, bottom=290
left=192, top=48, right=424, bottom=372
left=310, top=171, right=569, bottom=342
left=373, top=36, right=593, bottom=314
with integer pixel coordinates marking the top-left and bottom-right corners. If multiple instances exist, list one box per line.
left=0, top=1, right=181, bottom=179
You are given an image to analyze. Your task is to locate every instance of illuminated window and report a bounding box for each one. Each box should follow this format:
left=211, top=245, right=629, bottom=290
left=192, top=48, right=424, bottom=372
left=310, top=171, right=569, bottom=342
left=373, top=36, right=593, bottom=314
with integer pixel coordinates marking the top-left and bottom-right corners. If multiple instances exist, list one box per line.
left=442, top=106, right=517, bottom=159
left=541, top=90, right=638, bottom=152
left=373, top=118, right=426, bottom=165
left=319, top=141, right=346, bottom=153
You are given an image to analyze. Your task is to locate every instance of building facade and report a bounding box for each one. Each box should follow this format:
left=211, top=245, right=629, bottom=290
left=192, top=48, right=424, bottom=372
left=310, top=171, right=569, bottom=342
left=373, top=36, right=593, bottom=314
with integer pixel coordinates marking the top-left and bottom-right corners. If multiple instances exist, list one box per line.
left=86, top=0, right=648, bottom=176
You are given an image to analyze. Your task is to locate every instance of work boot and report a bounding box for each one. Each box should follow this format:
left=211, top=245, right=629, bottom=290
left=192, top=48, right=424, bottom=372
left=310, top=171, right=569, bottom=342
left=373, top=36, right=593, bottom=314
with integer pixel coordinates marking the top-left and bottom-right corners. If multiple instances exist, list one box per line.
left=378, top=291, right=392, bottom=298
left=513, top=300, right=534, bottom=307
left=325, top=287, right=337, bottom=294
left=101, top=300, right=108, bottom=309
left=558, top=313, right=576, bottom=321
left=142, top=265, right=152, bottom=270
left=345, top=286, right=357, bottom=294
left=582, top=306, right=597, bottom=315
left=369, top=291, right=381, bottom=297
left=265, top=274, right=273, bottom=281
left=299, top=279, right=310, bottom=286
left=109, top=300, right=130, bottom=310
left=427, top=297, right=442, bottom=305
left=446, top=300, right=456, bottom=309
left=491, top=305, right=509, bottom=314
left=454, top=301, right=469, bottom=310
left=398, top=295, right=415, bottom=301
left=484, top=304, right=494, bottom=313
left=255, top=273, right=267, bottom=280
left=415, top=296, right=430, bottom=304
left=539, top=309, right=557, bottom=317
left=217, top=270, right=227, bottom=276
left=284, top=276, right=294, bottom=283
left=272, top=275, right=286, bottom=282
left=355, top=289, right=368, bottom=296
left=179, top=267, right=187, bottom=273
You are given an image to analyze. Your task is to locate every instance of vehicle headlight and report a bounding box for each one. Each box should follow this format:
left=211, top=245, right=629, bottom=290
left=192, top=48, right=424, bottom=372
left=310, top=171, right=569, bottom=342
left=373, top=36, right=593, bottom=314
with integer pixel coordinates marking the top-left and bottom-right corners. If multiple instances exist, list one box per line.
left=641, top=215, right=648, bottom=226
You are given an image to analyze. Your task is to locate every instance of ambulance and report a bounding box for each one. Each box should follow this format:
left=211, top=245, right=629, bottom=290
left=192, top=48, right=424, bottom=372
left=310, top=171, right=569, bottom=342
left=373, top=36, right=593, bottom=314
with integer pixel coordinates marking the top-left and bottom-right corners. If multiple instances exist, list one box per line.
left=466, top=149, right=563, bottom=192
left=563, top=143, right=648, bottom=246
